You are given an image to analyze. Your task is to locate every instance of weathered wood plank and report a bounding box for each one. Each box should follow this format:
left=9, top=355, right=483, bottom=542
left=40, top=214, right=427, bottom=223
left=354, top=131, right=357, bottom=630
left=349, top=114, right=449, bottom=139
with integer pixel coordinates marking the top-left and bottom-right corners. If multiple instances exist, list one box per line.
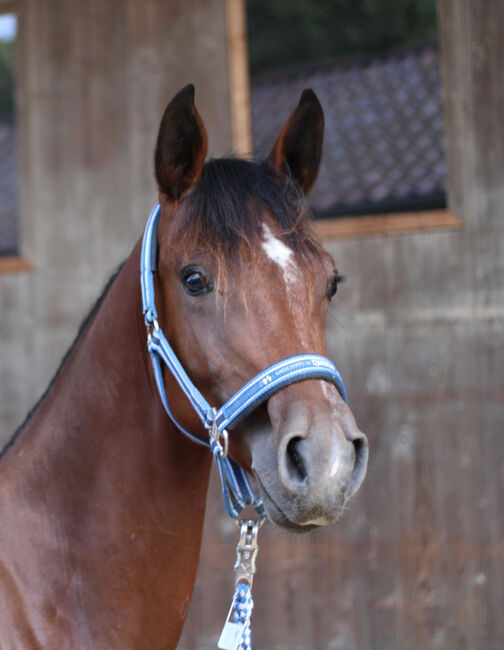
left=0, top=257, right=32, bottom=273
left=225, top=0, right=253, bottom=155
left=314, top=209, right=462, bottom=241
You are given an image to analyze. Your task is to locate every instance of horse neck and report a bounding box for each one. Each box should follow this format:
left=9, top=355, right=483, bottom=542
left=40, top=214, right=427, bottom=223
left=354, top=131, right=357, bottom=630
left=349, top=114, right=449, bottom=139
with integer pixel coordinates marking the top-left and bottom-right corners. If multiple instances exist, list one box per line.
left=0, top=240, right=212, bottom=646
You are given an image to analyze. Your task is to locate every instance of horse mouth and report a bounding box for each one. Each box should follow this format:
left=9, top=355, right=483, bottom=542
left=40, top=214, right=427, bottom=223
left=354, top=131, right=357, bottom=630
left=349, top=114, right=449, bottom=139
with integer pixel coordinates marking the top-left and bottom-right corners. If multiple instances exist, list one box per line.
left=254, top=473, right=319, bottom=533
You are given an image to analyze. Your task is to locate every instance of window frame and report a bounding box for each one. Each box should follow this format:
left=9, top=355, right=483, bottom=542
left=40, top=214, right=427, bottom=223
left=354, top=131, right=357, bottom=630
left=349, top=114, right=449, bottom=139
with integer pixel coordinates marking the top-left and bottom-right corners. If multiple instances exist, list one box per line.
left=313, top=209, right=461, bottom=240
left=228, top=0, right=462, bottom=241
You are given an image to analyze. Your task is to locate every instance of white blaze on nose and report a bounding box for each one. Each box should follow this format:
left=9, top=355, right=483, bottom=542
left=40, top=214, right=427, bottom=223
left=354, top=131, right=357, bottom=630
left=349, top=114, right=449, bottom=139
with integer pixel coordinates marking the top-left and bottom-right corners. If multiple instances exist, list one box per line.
left=261, top=223, right=310, bottom=349
left=261, top=224, right=299, bottom=290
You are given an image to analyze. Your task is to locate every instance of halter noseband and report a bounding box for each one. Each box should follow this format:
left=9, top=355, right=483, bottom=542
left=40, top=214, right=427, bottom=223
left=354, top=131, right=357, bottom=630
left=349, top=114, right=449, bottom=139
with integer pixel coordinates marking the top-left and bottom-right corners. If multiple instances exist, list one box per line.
left=140, top=203, right=348, bottom=520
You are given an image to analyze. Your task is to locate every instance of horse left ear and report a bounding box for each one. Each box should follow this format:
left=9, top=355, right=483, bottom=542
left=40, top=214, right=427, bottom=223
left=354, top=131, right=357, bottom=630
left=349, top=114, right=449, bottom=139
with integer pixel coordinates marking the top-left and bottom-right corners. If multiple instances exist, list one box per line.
left=154, top=84, right=208, bottom=201
left=267, top=88, right=324, bottom=194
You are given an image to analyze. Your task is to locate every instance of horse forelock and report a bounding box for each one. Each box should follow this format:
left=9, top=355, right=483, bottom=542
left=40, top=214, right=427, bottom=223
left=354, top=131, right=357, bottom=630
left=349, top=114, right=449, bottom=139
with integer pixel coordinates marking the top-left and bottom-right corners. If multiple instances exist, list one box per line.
left=169, top=157, right=321, bottom=273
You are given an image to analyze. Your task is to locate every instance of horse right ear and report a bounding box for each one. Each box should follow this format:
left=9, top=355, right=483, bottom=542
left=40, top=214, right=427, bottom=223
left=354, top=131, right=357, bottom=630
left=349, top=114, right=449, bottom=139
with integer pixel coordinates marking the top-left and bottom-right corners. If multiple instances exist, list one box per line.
left=154, top=84, right=208, bottom=201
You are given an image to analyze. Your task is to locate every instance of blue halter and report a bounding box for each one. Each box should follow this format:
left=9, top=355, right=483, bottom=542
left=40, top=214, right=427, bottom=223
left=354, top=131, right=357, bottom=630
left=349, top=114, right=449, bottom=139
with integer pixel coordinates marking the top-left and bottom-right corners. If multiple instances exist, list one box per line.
left=140, top=203, right=348, bottom=520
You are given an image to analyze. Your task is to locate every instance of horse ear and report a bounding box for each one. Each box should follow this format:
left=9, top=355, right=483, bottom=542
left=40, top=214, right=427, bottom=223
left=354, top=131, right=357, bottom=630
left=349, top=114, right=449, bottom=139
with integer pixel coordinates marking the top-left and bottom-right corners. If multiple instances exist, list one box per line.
left=154, top=84, right=208, bottom=201
left=267, top=88, right=324, bottom=194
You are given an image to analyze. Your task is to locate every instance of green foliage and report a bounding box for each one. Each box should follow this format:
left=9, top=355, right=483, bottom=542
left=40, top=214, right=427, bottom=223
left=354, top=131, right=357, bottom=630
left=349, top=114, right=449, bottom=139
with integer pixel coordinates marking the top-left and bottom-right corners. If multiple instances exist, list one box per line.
left=0, top=39, right=15, bottom=120
left=247, top=0, right=438, bottom=74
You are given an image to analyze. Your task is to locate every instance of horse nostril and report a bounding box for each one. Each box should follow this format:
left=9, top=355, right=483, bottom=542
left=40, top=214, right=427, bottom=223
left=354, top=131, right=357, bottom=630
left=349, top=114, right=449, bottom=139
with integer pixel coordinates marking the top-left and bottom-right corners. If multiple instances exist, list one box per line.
left=347, top=434, right=369, bottom=499
left=286, top=436, right=307, bottom=484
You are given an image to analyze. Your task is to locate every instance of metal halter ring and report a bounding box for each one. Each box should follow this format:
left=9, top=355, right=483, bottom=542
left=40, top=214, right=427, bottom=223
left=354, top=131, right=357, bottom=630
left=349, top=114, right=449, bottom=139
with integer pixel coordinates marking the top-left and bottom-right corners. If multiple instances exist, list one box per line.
left=210, top=418, right=229, bottom=458
left=146, top=318, right=160, bottom=342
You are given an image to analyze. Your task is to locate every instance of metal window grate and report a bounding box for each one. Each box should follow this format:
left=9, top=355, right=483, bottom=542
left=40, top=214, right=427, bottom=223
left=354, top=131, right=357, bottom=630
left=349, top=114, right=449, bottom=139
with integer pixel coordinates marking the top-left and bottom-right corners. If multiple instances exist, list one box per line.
left=0, top=121, right=18, bottom=256
left=251, top=44, right=446, bottom=218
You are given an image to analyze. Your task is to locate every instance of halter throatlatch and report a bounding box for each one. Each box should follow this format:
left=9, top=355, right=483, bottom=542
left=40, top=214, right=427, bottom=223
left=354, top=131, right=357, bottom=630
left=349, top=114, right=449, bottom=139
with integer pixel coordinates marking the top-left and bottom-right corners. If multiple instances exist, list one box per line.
left=140, top=203, right=349, bottom=648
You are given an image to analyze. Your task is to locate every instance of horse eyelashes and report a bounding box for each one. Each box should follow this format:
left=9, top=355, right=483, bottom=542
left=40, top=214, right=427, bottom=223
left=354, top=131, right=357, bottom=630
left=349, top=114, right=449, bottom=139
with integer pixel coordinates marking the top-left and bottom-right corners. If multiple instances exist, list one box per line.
left=327, top=273, right=345, bottom=300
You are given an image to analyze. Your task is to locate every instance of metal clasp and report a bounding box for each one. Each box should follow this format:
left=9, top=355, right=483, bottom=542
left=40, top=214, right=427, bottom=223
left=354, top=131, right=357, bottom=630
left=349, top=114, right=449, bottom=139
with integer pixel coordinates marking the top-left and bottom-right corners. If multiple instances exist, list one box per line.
left=234, top=519, right=260, bottom=587
left=146, top=318, right=160, bottom=342
left=209, top=408, right=229, bottom=458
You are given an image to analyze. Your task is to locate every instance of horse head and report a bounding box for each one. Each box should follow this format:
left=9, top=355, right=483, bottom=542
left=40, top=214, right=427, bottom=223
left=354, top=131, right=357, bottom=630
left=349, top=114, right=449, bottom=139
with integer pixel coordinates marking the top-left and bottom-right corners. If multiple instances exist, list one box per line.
left=152, top=85, right=368, bottom=532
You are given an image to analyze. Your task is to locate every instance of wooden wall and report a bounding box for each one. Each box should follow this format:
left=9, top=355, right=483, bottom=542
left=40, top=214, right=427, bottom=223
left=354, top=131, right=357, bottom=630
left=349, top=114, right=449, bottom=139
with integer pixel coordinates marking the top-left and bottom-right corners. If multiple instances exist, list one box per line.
left=1, top=1, right=502, bottom=648
left=179, top=1, right=504, bottom=648
left=0, top=0, right=234, bottom=436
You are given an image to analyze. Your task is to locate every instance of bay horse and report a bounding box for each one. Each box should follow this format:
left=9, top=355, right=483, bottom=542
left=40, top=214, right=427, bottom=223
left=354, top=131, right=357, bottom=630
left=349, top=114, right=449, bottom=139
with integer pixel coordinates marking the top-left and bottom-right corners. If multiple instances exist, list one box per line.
left=0, top=85, right=368, bottom=648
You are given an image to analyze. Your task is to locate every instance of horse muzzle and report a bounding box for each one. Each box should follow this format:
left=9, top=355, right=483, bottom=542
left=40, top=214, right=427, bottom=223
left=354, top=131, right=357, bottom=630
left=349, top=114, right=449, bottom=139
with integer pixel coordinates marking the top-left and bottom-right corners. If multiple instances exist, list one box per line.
left=251, top=393, right=368, bottom=531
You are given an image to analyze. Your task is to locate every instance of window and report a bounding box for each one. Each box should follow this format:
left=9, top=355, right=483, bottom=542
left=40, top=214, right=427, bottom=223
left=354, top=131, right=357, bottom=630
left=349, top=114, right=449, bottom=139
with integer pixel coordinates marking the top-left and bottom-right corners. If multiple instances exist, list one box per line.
left=0, top=11, right=18, bottom=258
left=245, top=0, right=461, bottom=238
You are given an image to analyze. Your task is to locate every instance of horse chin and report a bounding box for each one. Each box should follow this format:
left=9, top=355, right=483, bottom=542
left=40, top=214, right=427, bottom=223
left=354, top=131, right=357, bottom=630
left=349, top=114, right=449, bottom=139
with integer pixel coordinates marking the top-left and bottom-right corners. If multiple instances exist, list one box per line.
left=254, top=472, right=341, bottom=534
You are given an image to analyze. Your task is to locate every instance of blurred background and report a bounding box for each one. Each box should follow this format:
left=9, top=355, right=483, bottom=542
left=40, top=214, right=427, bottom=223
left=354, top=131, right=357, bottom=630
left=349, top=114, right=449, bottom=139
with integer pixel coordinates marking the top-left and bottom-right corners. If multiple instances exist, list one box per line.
left=0, top=1, right=503, bottom=648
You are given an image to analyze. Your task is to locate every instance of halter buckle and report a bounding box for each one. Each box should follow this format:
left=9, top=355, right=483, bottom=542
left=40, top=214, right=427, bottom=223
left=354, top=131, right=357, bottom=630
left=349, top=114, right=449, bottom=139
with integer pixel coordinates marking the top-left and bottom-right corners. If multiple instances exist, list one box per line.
left=234, top=519, right=260, bottom=587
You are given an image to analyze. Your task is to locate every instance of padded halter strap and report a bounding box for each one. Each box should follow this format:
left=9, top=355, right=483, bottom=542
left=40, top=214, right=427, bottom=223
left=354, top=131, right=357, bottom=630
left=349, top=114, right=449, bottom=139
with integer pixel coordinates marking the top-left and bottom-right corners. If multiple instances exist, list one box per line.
left=140, top=203, right=348, bottom=520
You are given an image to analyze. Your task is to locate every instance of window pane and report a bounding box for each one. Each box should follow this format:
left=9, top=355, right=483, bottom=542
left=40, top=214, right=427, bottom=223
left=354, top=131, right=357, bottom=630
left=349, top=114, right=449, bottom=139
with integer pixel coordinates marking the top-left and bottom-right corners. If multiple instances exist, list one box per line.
left=247, top=1, right=446, bottom=218
left=0, top=13, right=18, bottom=257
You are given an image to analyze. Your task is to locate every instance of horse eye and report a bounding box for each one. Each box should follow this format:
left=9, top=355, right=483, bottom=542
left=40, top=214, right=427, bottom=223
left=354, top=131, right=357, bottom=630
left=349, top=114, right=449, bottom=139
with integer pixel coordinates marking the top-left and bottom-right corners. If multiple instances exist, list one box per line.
left=327, top=273, right=344, bottom=300
left=182, top=268, right=211, bottom=296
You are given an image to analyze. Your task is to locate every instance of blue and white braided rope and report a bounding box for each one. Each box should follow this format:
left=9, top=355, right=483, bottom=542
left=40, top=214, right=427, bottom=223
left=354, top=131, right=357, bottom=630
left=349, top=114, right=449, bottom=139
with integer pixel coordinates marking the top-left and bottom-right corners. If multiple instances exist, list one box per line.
left=233, top=583, right=253, bottom=650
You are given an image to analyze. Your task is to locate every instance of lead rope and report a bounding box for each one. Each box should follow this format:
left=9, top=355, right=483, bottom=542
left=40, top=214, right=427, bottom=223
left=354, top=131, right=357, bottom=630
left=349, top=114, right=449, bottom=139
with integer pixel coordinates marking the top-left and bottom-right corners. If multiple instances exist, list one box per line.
left=218, top=520, right=260, bottom=650
left=232, top=583, right=253, bottom=650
